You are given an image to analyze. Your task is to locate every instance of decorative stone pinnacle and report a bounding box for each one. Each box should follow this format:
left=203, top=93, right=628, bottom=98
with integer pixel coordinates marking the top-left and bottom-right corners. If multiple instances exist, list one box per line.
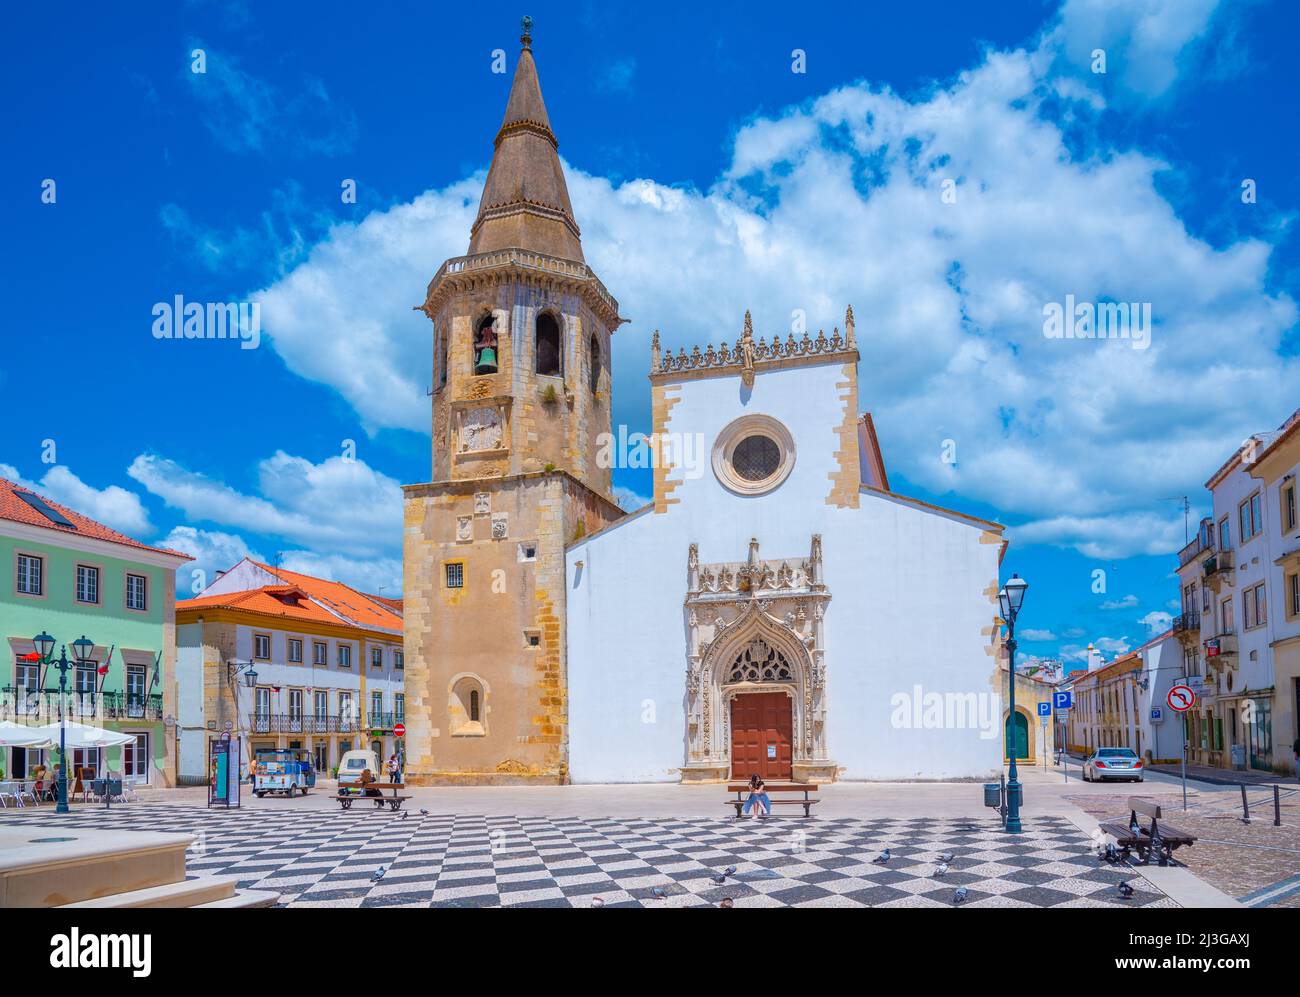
left=521, top=14, right=533, bottom=48
left=650, top=329, right=661, bottom=372
left=845, top=304, right=856, bottom=348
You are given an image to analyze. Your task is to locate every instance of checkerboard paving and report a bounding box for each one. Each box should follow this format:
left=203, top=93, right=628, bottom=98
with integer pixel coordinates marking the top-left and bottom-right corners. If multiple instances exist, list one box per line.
left=0, top=806, right=1178, bottom=908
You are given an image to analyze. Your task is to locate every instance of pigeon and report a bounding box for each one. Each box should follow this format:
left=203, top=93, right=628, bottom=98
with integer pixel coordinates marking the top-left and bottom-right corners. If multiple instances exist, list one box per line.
left=933, top=862, right=949, bottom=878
left=719, top=896, right=734, bottom=908
left=938, top=852, right=955, bottom=864
left=711, top=873, right=727, bottom=884
left=591, top=896, right=605, bottom=909
left=420, top=809, right=429, bottom=816
left=1129, top=815, right=1141, bottom=836
left=371, top=866, right=386, bottom=882
left=401, top=811, right=409, bottom=820
left=724, top=865, right=737, bottom=877
left=1117, top=880, right=1134, bottom=900
left=953, top=887, right=968, bottom=904
left=872, top=849, right=891, bottom=864
left=650, top=886, right=668, bottom=900
left=1103, top=843, right=1120, bottom=864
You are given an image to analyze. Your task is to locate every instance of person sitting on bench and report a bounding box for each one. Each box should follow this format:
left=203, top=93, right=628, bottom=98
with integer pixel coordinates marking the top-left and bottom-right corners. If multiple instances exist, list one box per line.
left=359, top=768, right=384, bottom=807
left=742, top=773, right=770, bottom=820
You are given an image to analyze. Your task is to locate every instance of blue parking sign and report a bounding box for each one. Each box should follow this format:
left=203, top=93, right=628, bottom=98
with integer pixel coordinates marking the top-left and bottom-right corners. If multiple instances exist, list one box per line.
left=1052, top=690, right=1073, bottom=711
left=1037, top=702, right=1051, bottom=717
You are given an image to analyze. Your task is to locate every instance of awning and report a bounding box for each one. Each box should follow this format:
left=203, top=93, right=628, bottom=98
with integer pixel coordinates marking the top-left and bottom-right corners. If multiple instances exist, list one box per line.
left=26, top=721, right=135, bottom=748
left=0, top=720, right=55, bottom=748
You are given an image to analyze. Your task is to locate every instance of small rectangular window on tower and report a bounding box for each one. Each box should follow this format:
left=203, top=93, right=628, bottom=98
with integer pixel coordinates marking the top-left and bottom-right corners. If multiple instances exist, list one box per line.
left=445, top=562, right=464, bottom=588
left=517, top=541, right=538, bottom=562
left=524, top=629, right=541, bottom=648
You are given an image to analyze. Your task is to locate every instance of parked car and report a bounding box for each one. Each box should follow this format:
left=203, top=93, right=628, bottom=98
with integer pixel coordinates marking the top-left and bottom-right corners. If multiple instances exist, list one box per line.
left=336, top=748, right=382, bottom=789
left=1082, top=747, right=1144, bottom=782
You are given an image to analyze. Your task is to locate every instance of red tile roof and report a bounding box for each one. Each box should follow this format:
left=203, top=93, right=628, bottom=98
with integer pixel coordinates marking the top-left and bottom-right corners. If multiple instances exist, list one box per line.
left=0, top=476, right=189, bottom=560
left=177, top=561, right=402, bottom=634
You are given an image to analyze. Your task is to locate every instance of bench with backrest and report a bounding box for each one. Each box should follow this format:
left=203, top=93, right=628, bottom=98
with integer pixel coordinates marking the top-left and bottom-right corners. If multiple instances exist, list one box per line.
left=335, top=782, right=409, bottom=812
left=1100, top=797, right=1196, bottom=866
left=725, top=783, right=819, bottom=818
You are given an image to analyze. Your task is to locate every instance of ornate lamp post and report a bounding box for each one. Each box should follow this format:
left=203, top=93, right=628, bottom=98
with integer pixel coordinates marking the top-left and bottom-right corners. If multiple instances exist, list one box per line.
left=998, top=574, right=1029, bottom=834
left=34, top=631, right=95, bottom=815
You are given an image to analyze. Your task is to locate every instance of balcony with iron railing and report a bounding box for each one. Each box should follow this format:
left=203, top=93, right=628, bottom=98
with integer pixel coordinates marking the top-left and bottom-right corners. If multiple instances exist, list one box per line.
left=250, top=713, right=368, bottom=735
left=1172, top=611, right=1201, bottom=634
left=0, top=688, right=163, bottom=724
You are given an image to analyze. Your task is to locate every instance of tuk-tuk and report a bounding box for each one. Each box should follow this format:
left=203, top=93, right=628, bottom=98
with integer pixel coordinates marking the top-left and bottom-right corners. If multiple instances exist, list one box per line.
left=252, top=748, right=316, bottom=798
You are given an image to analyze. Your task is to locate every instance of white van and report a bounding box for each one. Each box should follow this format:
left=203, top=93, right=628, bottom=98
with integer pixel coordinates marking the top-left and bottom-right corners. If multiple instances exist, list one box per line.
left=336, top=748, right=381, bottom=787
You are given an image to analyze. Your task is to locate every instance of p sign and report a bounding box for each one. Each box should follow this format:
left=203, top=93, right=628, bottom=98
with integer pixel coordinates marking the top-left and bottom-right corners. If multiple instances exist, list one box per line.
left=1167, top=685, right=1196, bottom=713
left=1052, top=690, right=1073, bottom=711
left=1037, top=702, right=1051, bottom=718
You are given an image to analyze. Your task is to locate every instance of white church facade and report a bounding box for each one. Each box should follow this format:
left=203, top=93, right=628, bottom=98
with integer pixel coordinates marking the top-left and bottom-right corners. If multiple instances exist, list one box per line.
left=566, top=318, right=1009, bottom=783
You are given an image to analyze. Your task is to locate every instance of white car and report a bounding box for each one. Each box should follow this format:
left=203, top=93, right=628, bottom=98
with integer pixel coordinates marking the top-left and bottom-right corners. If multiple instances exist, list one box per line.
left=1082, top=747, right=1144, bottom=782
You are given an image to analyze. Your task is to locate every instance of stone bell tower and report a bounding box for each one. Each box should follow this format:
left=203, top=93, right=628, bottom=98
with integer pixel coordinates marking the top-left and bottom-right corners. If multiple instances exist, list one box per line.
left=401, top=18, right=625, bottom=784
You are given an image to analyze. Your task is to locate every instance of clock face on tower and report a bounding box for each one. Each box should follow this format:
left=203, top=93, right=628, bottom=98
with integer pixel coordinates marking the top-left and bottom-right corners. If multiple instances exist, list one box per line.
left=460, top=406, right=503, bottom=452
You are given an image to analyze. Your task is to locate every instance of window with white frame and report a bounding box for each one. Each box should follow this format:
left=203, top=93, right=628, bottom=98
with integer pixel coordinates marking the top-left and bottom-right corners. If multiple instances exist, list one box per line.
left=16, top=553, right=43, bottom=595
left=313, top=690, right=328, bottom=721
left=338, top=644, right=352, bottom=668
left=313, top=641, right=327, bottom=666
left=76, top=564, right=100, bottom=604
left=1239, top=492, right=1262, bottom=543
left=371, top=646, right=383, bottom=669
left=1218, top=516, right=1231, bottom=551
left=395, top=650, right=404, bottom=670
left=253, top=633, right=271, bottom=660
left=255, top=687, right=271, bottom=719
left=1220, top=597, right=1234, bottom=634
left=395, top=693, right=405, bottom=721
left=445, top=562, right=464, bottom=588
left=371, top=690, right=383, bottom=719
left=1282, top=480, right=1297, bottom=533
left=1287, top=572, right=1299, bottom=619
left=126, top=572, right=148, bottom=611
left=1243, top=582, right=1267, bottom=629
left=288, top=638, right=303, bottom=663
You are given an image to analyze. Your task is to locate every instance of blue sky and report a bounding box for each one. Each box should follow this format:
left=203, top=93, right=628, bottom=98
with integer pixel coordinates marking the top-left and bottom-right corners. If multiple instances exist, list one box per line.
left=1, top=0, right=1296, bottom=668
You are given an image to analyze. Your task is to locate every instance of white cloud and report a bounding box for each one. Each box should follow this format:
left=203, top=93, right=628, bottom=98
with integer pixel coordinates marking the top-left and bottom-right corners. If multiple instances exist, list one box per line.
left=612, top=485, right=652, bottom=512
left=244, top=0, right=1291, bottom=560
left=160, top=526, right=263, bottom=596
left=1140, top=610, right=1173, bottom=634
left=276, top=550, right=403, bottom=597
left=0, top=463, right=151, bottom=537
left=1019, top=628, right=1058, bottom=642
left=1099, top=594, right=1139, bottom=610
left=128, top=451, right=402, bottom=559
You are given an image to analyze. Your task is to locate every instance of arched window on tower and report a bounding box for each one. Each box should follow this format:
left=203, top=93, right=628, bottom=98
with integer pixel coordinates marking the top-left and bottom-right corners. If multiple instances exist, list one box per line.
left=536, top=312, right=561, bottom=376
left=473, top=315, right=498, bottom=375
left=469, top=689, right=480, bottom=722
left=437, top=326, right=449, bottom=388
left=450, top=675, right=486, bottom=736
left=589, top=333, right=601, bottom=393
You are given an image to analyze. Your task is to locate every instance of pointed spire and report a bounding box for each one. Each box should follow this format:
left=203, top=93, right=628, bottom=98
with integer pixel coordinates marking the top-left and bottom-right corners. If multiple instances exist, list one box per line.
left=467, top=19, right=584, bottom=261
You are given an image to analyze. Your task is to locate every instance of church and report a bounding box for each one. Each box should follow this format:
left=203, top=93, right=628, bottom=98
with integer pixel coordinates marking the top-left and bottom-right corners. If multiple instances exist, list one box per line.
left=401, top=24, right=1008, bottom=785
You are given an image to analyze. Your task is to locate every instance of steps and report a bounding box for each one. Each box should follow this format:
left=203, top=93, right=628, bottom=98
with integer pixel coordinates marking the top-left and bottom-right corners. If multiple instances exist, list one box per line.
left=0, top=826, right=279, bottom=909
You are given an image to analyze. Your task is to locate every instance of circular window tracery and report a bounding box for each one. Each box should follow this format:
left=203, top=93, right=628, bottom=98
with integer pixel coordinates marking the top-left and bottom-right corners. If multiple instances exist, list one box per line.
left=711, top=415, right=795, bottom=495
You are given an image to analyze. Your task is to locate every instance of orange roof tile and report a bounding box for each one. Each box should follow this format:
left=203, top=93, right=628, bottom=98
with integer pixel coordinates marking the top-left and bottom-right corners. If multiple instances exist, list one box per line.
left=0, top=476, right=189, bottom=561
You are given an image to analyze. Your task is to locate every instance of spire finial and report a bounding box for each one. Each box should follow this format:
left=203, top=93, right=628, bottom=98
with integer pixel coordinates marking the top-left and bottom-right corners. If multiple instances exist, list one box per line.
left=521, top=14, right=533, bottom=49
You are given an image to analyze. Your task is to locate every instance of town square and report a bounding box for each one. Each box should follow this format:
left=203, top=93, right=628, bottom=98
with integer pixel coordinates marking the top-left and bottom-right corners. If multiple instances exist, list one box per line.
left=1, top=0, right=1296, bottom=972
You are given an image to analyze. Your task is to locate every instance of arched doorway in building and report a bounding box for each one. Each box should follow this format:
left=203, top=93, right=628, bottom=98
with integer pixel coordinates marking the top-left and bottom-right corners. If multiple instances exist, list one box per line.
left=1005, top=710, right=1030, bottom=761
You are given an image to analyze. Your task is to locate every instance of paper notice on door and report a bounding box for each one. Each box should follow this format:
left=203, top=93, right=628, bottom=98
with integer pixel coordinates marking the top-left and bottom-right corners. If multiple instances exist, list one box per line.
left=766, top=745, right=776, bottom=759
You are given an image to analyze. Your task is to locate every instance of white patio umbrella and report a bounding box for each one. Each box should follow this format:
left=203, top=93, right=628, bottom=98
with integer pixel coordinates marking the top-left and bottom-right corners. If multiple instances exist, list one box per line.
left=0, top=720, right=55, bottom=748
left=28, top=721, right=135, bottom=748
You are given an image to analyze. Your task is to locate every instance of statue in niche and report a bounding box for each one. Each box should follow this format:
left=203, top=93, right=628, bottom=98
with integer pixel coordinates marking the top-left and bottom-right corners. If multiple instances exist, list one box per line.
left=474, top=315, right=499, bottom=375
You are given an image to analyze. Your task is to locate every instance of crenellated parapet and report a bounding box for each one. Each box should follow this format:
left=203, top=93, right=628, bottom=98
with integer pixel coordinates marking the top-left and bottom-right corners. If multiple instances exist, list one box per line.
left=650, top=306, right=858, bottom=384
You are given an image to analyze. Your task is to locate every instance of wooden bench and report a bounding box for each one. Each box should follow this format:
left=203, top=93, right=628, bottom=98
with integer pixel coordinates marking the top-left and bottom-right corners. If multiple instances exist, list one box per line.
left=335, top=782, right=410, bottom=812
left=725, top=783, right=819, bottom=818
left=1100, top=797, right=1196, bottom=866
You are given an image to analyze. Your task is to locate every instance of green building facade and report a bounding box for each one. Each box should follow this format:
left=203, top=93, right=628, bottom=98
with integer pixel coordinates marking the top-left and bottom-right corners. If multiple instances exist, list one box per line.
left=1, top=479, right=189, bottom=786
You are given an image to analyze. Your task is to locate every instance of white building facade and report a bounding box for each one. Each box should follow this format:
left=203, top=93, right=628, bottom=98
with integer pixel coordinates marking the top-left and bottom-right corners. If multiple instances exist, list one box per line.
left=565, top=315, right=1008, bottom=783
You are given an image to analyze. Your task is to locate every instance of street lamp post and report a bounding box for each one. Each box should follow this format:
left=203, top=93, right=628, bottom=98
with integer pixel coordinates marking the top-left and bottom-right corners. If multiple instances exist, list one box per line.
left=999, top=574, right=1029, bottom=835
left=33, top=631, right=95, bottom=815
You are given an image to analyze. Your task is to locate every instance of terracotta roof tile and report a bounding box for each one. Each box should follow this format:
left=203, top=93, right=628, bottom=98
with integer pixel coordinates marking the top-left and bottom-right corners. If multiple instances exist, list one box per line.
left=0, top=476, right=189, bottom=561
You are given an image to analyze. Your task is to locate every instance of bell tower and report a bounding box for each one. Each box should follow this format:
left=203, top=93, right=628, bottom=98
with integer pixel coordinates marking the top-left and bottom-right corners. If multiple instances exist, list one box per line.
left=402, top=19, right=626, bottom=784
left=421, top=17, right=619, bottom=494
